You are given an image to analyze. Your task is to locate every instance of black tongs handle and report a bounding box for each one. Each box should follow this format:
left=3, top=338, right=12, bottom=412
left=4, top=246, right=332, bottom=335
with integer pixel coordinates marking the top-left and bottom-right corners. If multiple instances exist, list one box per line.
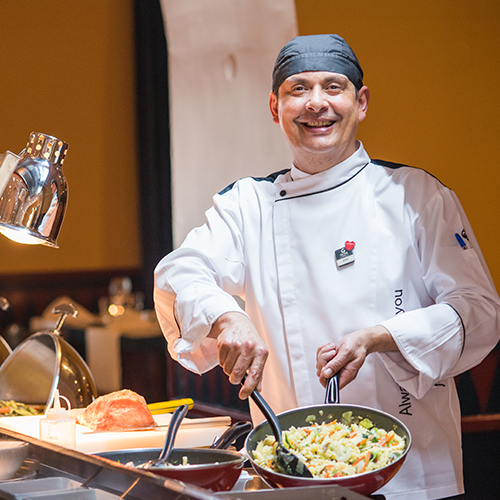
left=211, top=420, right=253, bottom=449
left=158, top=404, right=189, bottom=461
left=241, top=374, right=283, bottom=446
left=325, top=372, right=340, bottom=404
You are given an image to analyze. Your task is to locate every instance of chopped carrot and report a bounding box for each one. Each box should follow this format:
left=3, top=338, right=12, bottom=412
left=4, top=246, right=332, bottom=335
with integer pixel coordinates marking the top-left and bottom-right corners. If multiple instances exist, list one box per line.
left=359, top=453, right=370, bottom=473
left=352, top=454, right=365, bottom=466
left=348, top=431, right=357, bottom=439
left=324, top=464, right=340, bottom=478
left=0, top=406, right=10, bottom=414
left=378, top=431, right=395, bottom=447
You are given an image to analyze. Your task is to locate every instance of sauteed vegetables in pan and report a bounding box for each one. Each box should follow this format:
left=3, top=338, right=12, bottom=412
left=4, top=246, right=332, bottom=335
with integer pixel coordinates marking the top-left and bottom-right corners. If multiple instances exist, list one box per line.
left=253, top=412, right=405, bottom=478
left=0, top=400, right=43, bottom=416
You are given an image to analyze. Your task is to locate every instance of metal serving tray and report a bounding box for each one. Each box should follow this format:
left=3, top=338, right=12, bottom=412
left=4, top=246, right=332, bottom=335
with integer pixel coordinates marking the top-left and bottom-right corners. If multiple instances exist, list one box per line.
left=0, top=477, right=120, bottom=499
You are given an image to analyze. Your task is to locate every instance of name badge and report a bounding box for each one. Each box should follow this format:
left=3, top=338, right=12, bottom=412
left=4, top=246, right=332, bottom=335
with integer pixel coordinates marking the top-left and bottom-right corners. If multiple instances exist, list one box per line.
left=335, top=241, right=355, bottom=269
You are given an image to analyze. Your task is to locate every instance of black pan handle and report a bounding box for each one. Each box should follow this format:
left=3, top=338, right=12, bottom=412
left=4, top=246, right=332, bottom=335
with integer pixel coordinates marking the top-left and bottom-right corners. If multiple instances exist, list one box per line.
left=325, top=372, right=340, bottom=404
left=211, top=420, right=253, bottom=449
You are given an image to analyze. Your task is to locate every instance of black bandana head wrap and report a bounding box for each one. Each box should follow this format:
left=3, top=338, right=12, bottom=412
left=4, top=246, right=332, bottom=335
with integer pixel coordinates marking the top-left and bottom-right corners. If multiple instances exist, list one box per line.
left=272, top=34, right=364, bottom=95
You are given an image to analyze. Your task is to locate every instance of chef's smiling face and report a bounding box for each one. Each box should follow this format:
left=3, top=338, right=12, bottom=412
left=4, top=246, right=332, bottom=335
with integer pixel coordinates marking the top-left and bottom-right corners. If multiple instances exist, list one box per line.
left=269, top=71, right=370, bottom=174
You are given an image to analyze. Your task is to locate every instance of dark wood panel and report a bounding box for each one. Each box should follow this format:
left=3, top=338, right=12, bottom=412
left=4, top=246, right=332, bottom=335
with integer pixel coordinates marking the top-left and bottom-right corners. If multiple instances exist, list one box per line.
left=0, top=268, right=142, bottom=331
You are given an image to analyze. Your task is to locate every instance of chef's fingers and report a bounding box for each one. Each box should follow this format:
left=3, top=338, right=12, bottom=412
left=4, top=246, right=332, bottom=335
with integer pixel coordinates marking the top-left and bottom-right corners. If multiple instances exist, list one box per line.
left=218, top=346, right=237, bottom=379
left=316, top=344, right=337, bottom=376
left=319, top=330, right=370, bottom=388
left=223, top=338, right=268, bottom=386
left=212, top=311, right=254, bottom=369
left=217, top=332, right=268, bottom=384
left=319, top=357, right=362, bottom=389
left=238, top=352, right=268, bottom=400
left=316, top=342, right=336, bottom=356
left=320, top=325, right=396, bottom=388
left=212, top=312, right=269, bottom=391
left=337, top=361, right=363, bottom=389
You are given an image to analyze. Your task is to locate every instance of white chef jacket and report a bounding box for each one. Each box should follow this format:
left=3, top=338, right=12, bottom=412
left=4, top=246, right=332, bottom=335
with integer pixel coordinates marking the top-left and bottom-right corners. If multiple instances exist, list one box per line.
left=154, top=142, right=500, bottom=499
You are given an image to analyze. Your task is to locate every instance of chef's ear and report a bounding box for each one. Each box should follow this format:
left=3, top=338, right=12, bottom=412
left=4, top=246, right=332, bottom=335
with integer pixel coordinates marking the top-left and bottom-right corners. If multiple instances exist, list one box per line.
left=357, top=86, right=370, bottom=122
left=269, top=91, right=280, bottom=124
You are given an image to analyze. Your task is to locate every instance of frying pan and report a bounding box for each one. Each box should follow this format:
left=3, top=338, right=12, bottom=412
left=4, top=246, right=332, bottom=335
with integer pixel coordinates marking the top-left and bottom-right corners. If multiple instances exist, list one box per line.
left=95, top=420, right=251, bottom=492
left=245, top=376, right=412, bottom=496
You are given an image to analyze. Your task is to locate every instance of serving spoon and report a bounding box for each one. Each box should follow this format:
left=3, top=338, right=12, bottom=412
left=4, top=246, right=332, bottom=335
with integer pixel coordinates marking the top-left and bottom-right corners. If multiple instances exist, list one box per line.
left=242, top=375, right=313, bottom=478
left=137, top=403, right=189, bottom=469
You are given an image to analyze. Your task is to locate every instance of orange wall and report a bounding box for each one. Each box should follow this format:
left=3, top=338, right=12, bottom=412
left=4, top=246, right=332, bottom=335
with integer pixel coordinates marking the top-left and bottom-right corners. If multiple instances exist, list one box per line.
left=0, top=0, right=140, bottom=274
left=1, top=0, right=499, bottom=293
left=295, top=0, right=500, bottom=289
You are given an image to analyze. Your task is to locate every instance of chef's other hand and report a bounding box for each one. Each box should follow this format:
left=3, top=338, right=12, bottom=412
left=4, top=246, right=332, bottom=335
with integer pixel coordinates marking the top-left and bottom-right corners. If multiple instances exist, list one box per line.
left=316, top=325, right=397, bottom=390
left=209, top=312, right=268, bottom=399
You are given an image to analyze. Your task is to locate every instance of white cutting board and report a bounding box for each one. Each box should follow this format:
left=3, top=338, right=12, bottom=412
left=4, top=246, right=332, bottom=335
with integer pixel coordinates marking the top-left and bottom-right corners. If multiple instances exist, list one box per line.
left=0, top=413, right=231, bottom=453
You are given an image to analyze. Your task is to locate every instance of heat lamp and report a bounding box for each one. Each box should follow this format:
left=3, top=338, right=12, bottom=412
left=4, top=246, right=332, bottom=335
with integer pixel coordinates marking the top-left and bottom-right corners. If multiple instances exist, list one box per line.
left=0, top=132, right=69, bottom=248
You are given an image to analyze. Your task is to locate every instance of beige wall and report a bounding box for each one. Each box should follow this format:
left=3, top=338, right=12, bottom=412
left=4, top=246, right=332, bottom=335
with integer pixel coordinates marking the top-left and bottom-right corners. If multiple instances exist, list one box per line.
left=295, top=0, right=500, bottom=288
left=0, top=0, right=140, bottom=274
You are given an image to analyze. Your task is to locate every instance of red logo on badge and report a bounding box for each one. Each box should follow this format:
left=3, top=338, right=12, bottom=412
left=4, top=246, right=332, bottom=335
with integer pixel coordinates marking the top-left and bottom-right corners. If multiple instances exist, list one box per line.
left=345, top=241, right=355, bottom=251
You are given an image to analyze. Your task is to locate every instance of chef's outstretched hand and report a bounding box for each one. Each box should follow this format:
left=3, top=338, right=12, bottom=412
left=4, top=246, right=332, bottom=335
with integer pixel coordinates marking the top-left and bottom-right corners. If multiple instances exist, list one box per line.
left=316, top=325, right=398, bottom=390
left=209, top=311, right=268, bottom=399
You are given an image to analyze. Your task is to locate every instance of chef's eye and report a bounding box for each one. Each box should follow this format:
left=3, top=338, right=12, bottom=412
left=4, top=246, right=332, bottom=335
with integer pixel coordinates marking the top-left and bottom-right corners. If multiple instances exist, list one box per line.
left=326, top=83, right=342, bottom=92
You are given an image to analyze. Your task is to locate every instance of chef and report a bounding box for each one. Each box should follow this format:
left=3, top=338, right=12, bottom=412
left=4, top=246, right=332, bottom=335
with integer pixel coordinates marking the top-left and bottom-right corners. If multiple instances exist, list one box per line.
left=154, top=34, right=500, bottom=499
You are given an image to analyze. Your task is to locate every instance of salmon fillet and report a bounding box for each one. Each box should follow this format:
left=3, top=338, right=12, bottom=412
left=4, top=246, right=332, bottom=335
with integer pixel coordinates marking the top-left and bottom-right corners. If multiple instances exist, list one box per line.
left=76, top=389, right=157, bottom=431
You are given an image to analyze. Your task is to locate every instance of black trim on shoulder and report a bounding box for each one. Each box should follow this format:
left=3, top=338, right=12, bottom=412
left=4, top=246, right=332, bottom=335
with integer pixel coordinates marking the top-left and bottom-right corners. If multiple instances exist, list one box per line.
left=218, top=168, right=290, bottom=196
left=371, top=158, right=409, bottom=170
left=371, top=159, right=449, bottom=188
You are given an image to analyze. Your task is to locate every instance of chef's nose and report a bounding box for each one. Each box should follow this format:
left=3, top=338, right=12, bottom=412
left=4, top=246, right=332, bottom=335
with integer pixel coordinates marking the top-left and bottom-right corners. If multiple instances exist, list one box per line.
left=306, top=86, right=328, bottom=112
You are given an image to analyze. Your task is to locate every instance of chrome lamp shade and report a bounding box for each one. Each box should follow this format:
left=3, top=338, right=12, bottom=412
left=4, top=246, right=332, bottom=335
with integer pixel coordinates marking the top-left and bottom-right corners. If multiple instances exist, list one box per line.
left=0, top=132, right=69, bottom=248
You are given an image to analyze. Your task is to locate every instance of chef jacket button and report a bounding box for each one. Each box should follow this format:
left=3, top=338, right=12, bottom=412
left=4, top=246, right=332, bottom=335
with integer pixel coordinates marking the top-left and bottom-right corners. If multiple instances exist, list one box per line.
left=279, top=190, right=287, bottom=197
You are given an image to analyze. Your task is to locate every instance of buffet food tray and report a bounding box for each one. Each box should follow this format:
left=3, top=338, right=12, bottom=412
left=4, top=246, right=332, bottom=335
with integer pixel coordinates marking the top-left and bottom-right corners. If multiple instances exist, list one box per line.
left=0, top=477, right=118, bottom=499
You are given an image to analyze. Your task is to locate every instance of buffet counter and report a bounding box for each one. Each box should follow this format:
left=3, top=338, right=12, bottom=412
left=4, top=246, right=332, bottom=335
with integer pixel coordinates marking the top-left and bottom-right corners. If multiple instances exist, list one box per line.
left=0, top=426, right=220, bottom=500
left=0, top=426, right=373, bottom=500
left=0, top=413, right=231, bottom=454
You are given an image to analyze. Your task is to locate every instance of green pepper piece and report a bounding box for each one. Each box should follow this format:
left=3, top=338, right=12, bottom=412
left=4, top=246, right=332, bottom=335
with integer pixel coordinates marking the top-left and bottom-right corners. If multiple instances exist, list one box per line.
left=342, top=411, right=352, bottom=425
left=360, top=418, right=373, bottom=429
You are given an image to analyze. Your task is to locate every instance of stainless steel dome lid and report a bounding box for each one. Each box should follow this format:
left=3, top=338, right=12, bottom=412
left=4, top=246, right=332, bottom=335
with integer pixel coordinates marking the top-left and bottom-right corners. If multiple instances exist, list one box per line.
left=0, top=297, right=12, bottom=367
left=0, top=303, right=97, bottom=411
left=0, top=336, right=11, bottom=367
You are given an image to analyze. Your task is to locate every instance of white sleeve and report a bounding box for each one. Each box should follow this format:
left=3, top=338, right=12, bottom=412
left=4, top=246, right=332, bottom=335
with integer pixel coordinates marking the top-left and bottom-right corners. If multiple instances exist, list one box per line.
left=379, top=187, right=500, bottom=399
left=154, top=185, right=248, bottom=374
